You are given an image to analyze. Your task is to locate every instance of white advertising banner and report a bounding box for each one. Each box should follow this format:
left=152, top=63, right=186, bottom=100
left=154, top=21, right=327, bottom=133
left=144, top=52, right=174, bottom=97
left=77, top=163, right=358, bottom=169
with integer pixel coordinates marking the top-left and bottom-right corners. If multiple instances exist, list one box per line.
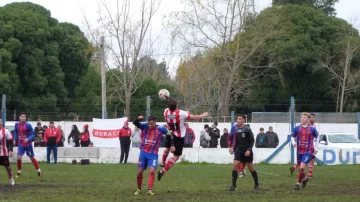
left=91, top=118, right=127, bottom=147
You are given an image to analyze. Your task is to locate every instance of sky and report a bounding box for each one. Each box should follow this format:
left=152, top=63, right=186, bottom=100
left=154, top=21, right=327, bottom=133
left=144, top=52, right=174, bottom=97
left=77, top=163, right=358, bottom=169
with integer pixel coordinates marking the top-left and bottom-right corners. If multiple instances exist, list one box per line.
left=1, top=0, right=360, bottom=75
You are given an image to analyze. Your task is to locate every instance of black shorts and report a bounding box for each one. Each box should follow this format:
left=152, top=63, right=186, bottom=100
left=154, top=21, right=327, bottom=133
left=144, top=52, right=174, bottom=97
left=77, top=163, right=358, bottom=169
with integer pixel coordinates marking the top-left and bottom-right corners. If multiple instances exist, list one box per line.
left=234, top=149, right=253, bottom=163
left=0, top=156, right=10, bottom=167
left=165, top=135, right=184, bottom=156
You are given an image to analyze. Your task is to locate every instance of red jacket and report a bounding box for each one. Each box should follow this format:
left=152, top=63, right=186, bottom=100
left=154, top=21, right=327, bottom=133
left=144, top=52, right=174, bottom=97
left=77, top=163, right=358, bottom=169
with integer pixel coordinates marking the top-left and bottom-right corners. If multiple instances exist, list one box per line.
left=44, top=127, right=61, bottom=146
left=81, top=131, right=90, bottom=142
left=119, top=127, right=132, bottom=145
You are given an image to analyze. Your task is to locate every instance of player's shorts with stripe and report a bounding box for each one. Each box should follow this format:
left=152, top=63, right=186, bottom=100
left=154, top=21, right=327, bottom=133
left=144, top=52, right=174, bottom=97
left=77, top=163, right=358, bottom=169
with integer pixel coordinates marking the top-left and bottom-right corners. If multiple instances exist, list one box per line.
left=138, top=150, right=158, bottom=170
left=17, top=146, right=35, bottom=157
left=0, top=156, right=10, bottom=167
left=234, top=149, right=253, bottom=163
left=165, top=134, right=184, bottom=156
left=297, top=152, right=312, bottom=166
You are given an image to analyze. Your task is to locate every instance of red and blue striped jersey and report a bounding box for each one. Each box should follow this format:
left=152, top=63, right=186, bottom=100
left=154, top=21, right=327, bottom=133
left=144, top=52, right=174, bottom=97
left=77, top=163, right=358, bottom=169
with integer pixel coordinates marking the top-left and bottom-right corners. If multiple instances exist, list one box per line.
left=291, top=125, right=318, bottom=154
left=138, top=123, right=168, bottom=155
left=14, top=122, right=35, bottom=147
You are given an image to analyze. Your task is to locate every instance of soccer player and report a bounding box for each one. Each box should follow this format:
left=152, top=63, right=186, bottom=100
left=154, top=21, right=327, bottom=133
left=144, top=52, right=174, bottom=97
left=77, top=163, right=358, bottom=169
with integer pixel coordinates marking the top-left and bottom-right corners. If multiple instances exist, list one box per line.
left=0, top=119, right=15, bottom=185
left=228, top=115, right=260, bottom=191
left=290, top=113, right=317, bottom=177
left=158, top=98, right=208, bottom=181
left=13, top=112, right=41, bottom=179
left=132, top=115, right=169, bottom=196
left=291, top=112, right=318, bottom=190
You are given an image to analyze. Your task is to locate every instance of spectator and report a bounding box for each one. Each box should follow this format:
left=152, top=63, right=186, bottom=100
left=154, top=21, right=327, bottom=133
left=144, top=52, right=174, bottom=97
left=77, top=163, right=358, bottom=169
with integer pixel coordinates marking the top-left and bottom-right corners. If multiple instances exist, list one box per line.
left=265, top=126, right=279, bottom=148
left=57, top=125, right=65, bottom=147
left=44, top=121, right=61, bottom=164
left=43, top=125, right=48, bottom=130
left=34, top=132, right=46, bottom=147
left=255, top=127, right=267, bottom=148
left=220, top=128, right=229, bottom=148
left=80, top=124, right=91, bottom=147
left=200, top=124, right=211, bottom=148
left=183, top=123, right=195, bottom=148
left=34, top=122, right=45, bottom=139
left=209, top=122, right=220, bottom=148
left=131, top=126, right=141, bottom=148
left=160, top=124, right=168, bottom=147
left=68, top=125, right=80, bottom=147
left=119, top=121, right=131, bottom=164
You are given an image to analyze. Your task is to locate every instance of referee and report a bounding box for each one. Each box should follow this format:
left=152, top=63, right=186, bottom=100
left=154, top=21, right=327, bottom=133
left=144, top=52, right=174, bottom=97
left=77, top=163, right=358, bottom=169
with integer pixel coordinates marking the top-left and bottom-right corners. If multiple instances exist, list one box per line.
left=228, top=114, right=260, bottom=191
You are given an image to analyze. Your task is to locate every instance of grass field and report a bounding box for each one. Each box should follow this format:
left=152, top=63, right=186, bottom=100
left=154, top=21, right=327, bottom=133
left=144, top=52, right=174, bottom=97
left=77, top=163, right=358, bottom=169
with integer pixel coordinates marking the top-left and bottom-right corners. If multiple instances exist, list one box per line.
left=0, top=162, right=360, bottom=202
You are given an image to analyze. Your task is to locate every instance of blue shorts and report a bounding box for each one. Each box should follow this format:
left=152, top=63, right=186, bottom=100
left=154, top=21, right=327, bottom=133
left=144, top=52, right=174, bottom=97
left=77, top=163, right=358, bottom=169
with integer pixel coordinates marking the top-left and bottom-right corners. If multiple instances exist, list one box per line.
left=17, top=146, right=35, bottom=157
left=297, top=152, right=312, bottom=166
left=138, top=150, right=158, bottom=170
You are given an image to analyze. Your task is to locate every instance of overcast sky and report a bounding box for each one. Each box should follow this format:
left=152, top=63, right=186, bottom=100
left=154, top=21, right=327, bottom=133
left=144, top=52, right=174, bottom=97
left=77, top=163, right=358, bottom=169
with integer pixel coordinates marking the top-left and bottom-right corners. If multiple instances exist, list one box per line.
left=1, top=0, right=359, bottom=74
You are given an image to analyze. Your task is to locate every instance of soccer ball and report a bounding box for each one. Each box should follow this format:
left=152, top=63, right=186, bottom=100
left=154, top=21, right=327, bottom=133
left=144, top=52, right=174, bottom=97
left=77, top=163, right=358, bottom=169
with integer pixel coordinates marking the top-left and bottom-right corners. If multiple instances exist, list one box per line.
left=158, top=89, right=170, bottom=100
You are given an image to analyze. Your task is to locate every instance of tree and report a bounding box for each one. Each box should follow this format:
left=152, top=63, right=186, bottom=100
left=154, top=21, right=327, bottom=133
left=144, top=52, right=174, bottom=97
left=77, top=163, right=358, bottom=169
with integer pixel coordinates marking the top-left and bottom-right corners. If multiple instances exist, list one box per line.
left=272, top=0, right=339, bottom=16
left=317, top=19, right=360, bottom=113
left=85, top=0, right=161, bottom=119
left=170, top=0, right=280, bottom=117
left=0, top=2, right=91, bottom=120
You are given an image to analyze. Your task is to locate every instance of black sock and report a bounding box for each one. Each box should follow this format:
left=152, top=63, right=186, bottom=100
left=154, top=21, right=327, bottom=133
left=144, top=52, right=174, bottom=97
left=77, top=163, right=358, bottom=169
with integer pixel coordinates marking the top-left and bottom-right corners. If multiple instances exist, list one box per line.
left=232, top=170, right=238, bottom=187
left=251, top=170, right=259, bottom=186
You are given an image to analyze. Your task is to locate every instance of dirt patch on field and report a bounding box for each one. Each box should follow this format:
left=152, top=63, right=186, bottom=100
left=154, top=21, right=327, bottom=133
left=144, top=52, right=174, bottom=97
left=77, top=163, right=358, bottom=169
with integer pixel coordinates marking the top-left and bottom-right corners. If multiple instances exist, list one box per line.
left=0, top=184, right=70, bottom=193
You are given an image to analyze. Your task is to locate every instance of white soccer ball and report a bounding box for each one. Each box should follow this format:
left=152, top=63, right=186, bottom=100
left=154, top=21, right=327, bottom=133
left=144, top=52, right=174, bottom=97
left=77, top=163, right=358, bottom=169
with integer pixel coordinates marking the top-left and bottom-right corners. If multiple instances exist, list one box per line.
left=158, top=89, right=170, bottom=100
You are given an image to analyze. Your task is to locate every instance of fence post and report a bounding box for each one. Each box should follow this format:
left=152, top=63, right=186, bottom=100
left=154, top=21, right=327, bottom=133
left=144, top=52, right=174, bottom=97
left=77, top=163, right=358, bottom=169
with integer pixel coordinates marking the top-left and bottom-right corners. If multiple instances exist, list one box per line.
left=290, top=96, right=295, bottom=164
left=231, top=111, right=234, bottom=127
left=358, top=112, right=360, bottom=140
left=1, top=94, right=6, bottom=126
left=146, top=96, right=150, bottom=119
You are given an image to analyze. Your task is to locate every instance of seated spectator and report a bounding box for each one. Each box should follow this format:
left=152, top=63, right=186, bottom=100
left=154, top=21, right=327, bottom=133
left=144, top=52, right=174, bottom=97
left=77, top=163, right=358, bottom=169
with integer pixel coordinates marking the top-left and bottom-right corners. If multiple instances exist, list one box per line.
left=220, top=128, right=229, bottom=148
left=200, top=124, right=211, bottom=148
left=184, top=123, right=195, bottom=148
left=255, top=127, right=267, bottom=148
left=265, top=126, right=279, bottom=148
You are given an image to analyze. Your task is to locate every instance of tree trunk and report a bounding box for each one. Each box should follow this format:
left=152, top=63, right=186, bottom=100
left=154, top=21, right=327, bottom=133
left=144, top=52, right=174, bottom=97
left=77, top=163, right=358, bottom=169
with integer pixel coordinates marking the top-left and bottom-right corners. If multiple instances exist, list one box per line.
left=220, top=77, right=233, bottom=116
left=340, top=77, right=346, bottom=113
left=125, top=91, right=131, bottom=120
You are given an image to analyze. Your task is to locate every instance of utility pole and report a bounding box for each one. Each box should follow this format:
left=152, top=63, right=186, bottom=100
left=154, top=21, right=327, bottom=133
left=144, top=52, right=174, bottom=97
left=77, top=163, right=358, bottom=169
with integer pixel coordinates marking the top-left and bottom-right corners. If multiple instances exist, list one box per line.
left=100, top=36, right=107, bottom=119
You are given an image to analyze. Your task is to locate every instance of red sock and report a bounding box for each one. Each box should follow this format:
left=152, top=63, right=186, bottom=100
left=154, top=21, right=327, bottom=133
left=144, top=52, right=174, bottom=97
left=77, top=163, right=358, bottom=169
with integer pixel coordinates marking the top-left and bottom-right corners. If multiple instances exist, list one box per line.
left=162, top=150, right=169, bottom=163
left=137, top=173, right=143, bottom=189
left=297, top=168, right=306, bottom=183
left=148, top=172, right=155, bottom=190
left=238, top=165, right=242, bottom=172
left=161, top=157, right=177, bottom=174
left=30, top=157, right=40, bottom=170
left=17, top=159, right=22, bottom=171
left=308, top=165, right=314, bottom=177
left=5, top=166, right=12, bottom=179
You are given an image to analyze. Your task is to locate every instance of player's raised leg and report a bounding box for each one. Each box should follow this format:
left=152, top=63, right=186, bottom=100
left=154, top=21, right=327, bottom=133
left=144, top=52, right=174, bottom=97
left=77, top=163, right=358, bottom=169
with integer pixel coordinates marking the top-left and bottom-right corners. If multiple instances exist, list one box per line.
left=0, top=157, right=15, bottom=185
left=238, top=162, right=246, bottom=177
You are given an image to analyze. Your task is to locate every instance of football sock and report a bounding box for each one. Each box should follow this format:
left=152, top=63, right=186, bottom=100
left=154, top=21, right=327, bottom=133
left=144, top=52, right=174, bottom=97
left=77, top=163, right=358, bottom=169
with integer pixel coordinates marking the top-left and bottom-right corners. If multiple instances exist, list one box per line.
left=162, top=150, right=169, bottom=163
left=308, top=165, right=314, bottom=176
left=148, top=172, right=155, bottom=190
left=5, top=166, right=12, bottom=179
left=161, top=157, right=176, bottom=174
left=31, top=158, right=40, bottom=170
left=232, top=170, right=238, bottom=187
left=237, top=164, right=242, bottom=172
left=137, top=173, right=143, bottom=189
left=297, top=168, right=305, bottom=183
left=17, top=159, right=22, bottom=171
left=251, top=170, right=259, bottom=185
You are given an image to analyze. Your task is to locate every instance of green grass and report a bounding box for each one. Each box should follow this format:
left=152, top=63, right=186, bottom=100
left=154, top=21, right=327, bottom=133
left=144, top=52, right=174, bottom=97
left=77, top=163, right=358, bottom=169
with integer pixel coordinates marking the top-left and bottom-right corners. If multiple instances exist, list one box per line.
left=1, top=163, right=360, bottom=202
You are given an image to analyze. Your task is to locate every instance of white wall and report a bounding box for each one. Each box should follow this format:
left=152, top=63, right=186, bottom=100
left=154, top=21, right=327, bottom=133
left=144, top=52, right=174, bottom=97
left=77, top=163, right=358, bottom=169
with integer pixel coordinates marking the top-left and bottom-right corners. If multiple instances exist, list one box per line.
left=6, top=121, right=358, bottom=148
left=9, top=146, right=360, bottom=165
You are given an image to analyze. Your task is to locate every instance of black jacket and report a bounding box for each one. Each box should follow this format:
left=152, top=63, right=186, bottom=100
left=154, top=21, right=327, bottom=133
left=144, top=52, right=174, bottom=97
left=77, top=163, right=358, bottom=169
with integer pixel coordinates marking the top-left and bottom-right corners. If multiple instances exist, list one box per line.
left=231, top=124, right=254, bottom=152
left=209, top=128, right=220, bottom=147
left=220, top=133, right=228, bottom=148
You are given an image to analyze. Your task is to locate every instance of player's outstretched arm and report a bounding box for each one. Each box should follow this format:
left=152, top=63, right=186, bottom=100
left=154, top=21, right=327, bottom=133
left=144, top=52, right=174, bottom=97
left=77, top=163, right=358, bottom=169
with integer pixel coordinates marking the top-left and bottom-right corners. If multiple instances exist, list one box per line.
left=27, top=123, right=36, bottom=141
left=132, top=116, right=144, bottom=129
left=188, top=112, right=209, bottom=120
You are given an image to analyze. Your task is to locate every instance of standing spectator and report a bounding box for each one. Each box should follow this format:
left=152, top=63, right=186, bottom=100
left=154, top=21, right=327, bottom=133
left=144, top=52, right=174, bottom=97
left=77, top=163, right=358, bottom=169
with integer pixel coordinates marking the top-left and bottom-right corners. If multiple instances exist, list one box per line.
left=80, top=124, right=91, bottom=147
left=183, top=123, right=195, bottom=148
left=209, top=122, right=220, bottom=148
left=220, top=128, right=229, bottom=148
left=119, top=121, right=132, bottom=164
left=34, top=132, right=46, bottom=147
left=57, top=125, right=65, bottom=147
left=200, top=124, right=211, bottom=148
left=34, top=122, right=44, bottom=139
left=44, top=121, right=61, bottom=164
left=265, top=126, right=279, bottom=148
left=131, top=126, right=141, bottom=148
left=68, top=125, right=80, bottom=147
left=255, top=127, right=267, bottom=148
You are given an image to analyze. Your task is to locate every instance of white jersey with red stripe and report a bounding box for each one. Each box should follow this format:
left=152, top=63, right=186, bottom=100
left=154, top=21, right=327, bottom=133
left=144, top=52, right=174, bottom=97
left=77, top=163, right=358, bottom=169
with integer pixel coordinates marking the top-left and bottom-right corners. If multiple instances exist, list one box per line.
left=164, top=108, right=190, bottom=138
left=0, top=127, right=12, bottom=156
